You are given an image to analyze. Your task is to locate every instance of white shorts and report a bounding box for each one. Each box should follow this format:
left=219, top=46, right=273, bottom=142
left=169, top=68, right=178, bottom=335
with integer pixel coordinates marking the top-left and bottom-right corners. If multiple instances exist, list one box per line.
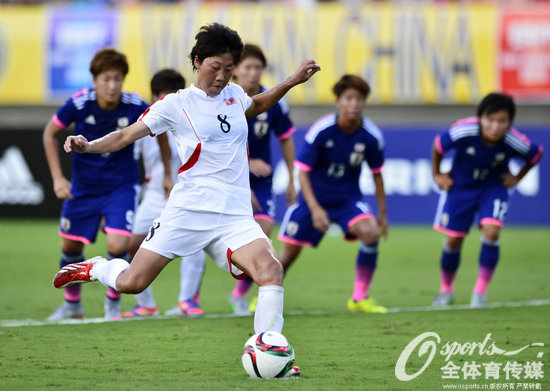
left=132, top=189, right=167, bottom=235
left=140, top=206, right=268, bottom=278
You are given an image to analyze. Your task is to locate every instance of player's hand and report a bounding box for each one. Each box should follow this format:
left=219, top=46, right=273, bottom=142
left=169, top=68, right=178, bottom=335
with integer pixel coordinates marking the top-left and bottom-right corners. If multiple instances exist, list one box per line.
left=251, top=190, right=262, bottom=212
left=53, top=176, right=73, bottom=200
left=289, top=59, right=321, bottom=86
left=377, top=214, right=389, bottom=241
left=162, top=176, right=174, bottom=199
left=285, top=182, right=297, bottom=206
left=311, top=205, right=330, bottom=233
left=250, top=159, right=272, bottom=177
left=501, top=172, right=520, bottom=188
left=434, top=173, right=453, bottom=191
left=64, top=135, right=90, bottom=153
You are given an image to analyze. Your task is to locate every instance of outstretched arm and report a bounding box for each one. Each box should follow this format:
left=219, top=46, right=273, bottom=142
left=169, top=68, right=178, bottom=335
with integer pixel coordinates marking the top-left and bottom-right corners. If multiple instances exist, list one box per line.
left=64, top=121, right=151, bottom=154
left=246, top=59, right=320, bottom=117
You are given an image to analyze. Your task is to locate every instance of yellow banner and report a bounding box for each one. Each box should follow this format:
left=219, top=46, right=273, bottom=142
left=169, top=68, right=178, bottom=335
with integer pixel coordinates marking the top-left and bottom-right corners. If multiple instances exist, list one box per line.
left=115, top=2, right=499, bottom=104
left=0, top=3, right=498, bottom=105
left=0, top=7, right=46, bottom=103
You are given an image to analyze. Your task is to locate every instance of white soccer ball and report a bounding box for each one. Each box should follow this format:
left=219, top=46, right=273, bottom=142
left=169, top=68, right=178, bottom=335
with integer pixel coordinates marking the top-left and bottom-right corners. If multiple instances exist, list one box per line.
left=241, top=331, right=295, bottom=378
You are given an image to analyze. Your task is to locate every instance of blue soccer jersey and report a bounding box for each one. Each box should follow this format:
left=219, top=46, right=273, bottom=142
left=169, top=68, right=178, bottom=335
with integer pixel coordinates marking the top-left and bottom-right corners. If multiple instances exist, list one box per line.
left=435, top=117, right=543, bottom=189
left=295, top=113, right=384, bottom=206
left=248, top=85, right=295, bottom=187
left=53, top=87, right=149, bottom=193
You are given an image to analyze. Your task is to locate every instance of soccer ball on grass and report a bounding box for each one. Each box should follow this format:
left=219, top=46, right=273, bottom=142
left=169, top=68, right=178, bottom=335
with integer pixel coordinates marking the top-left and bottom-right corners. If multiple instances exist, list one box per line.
left=241, top=331, right=295, bottom=378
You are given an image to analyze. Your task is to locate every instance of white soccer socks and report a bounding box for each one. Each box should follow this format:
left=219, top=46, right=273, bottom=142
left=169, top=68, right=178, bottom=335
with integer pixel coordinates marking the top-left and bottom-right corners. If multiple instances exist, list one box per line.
left=91, top=258, right=130, bottom=290
left=254, top=285, right=284, bottom=333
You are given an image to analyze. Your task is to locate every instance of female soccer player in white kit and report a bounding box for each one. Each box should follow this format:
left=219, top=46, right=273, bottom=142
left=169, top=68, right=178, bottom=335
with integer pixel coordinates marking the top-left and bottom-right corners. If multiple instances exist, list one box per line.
left=53, top=23, right=320, bottom=375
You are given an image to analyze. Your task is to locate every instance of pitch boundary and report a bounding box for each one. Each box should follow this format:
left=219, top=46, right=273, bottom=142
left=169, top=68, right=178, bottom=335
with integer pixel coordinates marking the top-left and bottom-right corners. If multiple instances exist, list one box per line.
left=1, top=299, right=549, bottom=328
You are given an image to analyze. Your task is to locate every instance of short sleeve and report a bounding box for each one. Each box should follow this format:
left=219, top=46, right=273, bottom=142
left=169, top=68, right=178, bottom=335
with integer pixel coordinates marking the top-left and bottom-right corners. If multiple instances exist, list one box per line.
left=230, top=83, right=253, bottom=111
left=139, top=93, right=181, bottom=137
left=435, top=130, right=454, bottom=155
left=54, top=96, right=77, bottom=128
left=295, top=127, right=323, bottom=172
left=272, top=98, right=295, bottom=140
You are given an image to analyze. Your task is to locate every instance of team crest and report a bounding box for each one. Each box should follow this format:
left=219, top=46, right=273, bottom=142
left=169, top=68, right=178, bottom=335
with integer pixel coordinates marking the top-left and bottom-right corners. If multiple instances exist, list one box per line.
left=349, top=143, right=366, bottom=167
left=117, top=117, right=129, bottom=128
left=254, top=114, right=269, bottom=137
left=60, top=217, right=71, bottom=232
left=286, top=221, right=299, bottom=236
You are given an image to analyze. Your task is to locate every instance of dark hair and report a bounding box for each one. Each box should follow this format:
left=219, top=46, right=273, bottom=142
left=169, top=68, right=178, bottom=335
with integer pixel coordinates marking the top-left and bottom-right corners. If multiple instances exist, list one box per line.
left=332, top=75, right=371, bottom=99
left=476, top=92, right=516, bottom=122
left=241, top=43, right=267, bottom=68
left=150, top=69, right=186, bottom=96
left=189, top=23, right=243, bottom=70
left=89, top=48, right=129, bottom=78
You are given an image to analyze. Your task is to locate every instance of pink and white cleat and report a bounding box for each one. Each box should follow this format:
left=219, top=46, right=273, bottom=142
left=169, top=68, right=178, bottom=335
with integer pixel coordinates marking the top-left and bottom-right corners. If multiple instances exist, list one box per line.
left=53, top=256, right=105, bottom=288
left=283, top=365, right=301, bottom=378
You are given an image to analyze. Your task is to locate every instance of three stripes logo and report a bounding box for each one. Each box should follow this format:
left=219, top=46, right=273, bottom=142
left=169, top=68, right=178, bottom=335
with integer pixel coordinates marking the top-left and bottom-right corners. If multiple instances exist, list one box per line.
left=0, top=146, right=44, bottom=205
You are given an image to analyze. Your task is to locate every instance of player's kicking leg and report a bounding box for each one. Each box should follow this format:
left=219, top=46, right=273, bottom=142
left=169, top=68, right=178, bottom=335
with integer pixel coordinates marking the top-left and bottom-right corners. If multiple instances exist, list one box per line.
left=54, top=248, right=173, bottom=308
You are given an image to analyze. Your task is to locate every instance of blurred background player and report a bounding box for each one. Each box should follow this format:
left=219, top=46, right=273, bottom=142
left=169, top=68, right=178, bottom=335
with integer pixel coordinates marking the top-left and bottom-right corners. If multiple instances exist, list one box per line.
left=278, top=75, right=389, bottom=313
left=431, top=92, right=543, bottom=308
left=43, top=48, right=149, bottom=320
left=121, top=69, right=206, bottom=318
left=228, top=43, right=298, bottom=315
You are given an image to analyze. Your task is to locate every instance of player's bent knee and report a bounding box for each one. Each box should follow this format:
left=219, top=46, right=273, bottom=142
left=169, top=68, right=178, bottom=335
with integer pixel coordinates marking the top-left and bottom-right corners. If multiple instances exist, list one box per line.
left=252, top=259, right=284, bottom=286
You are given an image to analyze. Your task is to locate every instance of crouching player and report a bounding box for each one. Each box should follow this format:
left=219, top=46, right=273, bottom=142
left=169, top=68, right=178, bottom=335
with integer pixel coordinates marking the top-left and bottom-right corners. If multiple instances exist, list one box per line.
left=432, top=92, right=543, bottom=307
left=278, top=75, right=389, bottom=313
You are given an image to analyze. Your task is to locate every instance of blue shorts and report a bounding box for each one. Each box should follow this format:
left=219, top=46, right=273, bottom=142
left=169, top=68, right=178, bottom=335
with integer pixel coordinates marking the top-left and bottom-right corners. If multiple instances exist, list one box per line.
left=433, top=185, right=511, bottom=237
left=59, top=183, right=138, bottom=244
left=278, top=199, right=374, bottom=247
left=251, top=181, right=275, bottom=223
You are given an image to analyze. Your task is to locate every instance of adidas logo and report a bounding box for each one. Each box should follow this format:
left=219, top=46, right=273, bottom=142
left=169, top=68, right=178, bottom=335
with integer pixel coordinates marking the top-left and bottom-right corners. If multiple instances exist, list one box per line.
left=0, top=146, right=44, bottom=205
left=85, top=115, right=96, bottom=125
left=466, top=146, right=475, bottom=155
left=325, top=139, right=335, bottom=148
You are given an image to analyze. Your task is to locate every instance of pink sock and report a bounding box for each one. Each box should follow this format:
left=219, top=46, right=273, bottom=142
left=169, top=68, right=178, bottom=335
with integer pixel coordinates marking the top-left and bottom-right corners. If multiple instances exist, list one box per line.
left=192, top=291, right=200, bottom=303
left=232, top=278, right=253, bottom=298
left=106, top=287, right=120, bottom=300
left=473, top=267, right=495, bottom=295
left=440, top=270, right=456, bottom=293
left=352, top=265, right=375, bottom=302
left=65, top=284, right=82, bottom=302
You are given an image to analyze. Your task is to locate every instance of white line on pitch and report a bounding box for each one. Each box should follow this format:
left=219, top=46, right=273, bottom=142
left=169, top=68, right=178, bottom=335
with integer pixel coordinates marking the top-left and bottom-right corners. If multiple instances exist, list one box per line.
left=1, top=299, right=549, bottom=328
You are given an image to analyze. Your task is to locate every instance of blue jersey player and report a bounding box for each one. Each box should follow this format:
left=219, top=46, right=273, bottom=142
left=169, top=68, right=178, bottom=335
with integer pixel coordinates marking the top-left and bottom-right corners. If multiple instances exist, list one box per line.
left=431, top=93, right=543, bottom=307
left=43, top=48, right=149, bottom=320
left=279, top=75, right=389, bottom=313
left=228, top=44, right=298, bottom=315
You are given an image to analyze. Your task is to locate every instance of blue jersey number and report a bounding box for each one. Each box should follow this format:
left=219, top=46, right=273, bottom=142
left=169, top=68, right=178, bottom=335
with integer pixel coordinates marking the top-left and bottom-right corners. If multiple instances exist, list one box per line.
left=327, top=162, right=346, bottom=178
left=492, top=199, right=508, bottom=221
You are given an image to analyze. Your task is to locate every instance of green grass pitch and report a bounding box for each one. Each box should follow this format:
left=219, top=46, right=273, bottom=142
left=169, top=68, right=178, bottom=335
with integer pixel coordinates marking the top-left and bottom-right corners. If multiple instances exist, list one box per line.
left=0, top=219, right=548, bottom=390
